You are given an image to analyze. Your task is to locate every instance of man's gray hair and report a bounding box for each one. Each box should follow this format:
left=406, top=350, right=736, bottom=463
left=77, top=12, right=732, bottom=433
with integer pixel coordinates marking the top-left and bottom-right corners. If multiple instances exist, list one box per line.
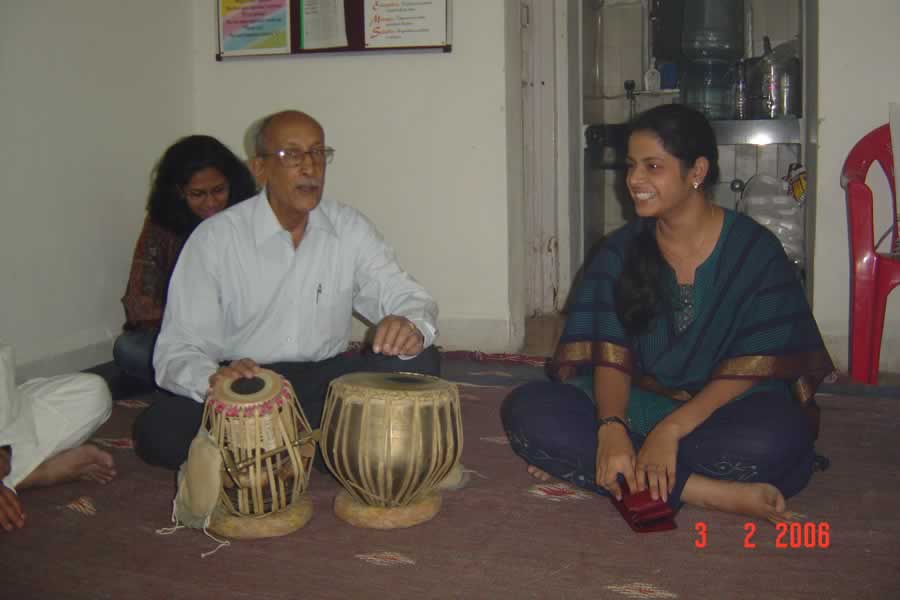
left=253, top=114, right=278, bottom=158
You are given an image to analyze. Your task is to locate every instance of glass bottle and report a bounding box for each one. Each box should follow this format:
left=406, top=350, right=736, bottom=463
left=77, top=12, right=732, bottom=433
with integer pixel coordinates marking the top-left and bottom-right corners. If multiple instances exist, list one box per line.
left=733, top=59, right=748, bottom=120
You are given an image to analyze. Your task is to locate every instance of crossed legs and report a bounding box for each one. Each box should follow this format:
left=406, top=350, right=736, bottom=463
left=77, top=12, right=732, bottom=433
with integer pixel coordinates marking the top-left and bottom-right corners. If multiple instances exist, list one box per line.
left=501, top=381, right=815, bottom=521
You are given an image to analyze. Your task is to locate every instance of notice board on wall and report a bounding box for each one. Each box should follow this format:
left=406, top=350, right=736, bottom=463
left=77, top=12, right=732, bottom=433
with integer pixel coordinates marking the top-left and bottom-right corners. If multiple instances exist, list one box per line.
left=217, top=0, right=452, bottom=59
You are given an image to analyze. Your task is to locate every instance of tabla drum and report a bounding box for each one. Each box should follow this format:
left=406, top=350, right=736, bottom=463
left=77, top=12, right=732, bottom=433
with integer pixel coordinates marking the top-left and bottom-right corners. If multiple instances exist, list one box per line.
left=202, top=368, right=316, bottom=538
left=320, top=372, right=463, bottom=529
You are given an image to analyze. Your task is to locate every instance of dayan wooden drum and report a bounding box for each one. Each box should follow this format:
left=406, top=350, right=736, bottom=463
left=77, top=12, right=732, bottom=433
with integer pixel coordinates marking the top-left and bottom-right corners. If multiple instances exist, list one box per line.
left=320, top=372, right=463, bottom=529
left=203, top=368, right=316, bottom=539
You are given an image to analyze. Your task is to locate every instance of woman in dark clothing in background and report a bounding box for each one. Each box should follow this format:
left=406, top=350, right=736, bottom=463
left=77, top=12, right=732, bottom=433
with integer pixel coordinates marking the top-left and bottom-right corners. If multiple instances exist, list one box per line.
left=114, top=135, right=257, bottom=384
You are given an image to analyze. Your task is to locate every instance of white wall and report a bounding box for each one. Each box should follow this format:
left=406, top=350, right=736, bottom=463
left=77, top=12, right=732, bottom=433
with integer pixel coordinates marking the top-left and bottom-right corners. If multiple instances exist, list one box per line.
left=813, top=0, right=900, bottom=372
left=0, top=1, right=195, bottom=379
left=15, top=1, right=897, bottom=376
left=189, top=1, right=520, bottom=351
left=1, top=1, right=524, bottom=377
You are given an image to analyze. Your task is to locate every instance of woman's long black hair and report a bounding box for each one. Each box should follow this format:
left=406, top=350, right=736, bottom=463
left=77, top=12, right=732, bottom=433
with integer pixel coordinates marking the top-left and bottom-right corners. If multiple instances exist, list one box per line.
left=146, top=135, right=257, bottom=237
left=614, top=104, right=720, bottom=336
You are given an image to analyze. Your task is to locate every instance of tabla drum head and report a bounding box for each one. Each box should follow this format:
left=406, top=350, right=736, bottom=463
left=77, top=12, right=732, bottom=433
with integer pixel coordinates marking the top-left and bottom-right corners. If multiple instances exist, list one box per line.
left=212, top=368, right=283, bottom=406
left=333, top=371, right=450, bottom=393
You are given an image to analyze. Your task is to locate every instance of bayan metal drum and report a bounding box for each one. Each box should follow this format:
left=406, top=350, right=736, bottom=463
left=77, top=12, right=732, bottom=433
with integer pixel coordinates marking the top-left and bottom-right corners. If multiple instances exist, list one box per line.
left=321, top=372, right=463, bottom=529
left=203, top=368, right=316, bottom=538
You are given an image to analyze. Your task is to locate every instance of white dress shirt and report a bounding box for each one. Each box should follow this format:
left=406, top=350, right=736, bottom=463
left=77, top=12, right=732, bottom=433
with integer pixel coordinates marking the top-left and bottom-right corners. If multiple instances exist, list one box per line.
left=153, top=190, right=439, bottom=402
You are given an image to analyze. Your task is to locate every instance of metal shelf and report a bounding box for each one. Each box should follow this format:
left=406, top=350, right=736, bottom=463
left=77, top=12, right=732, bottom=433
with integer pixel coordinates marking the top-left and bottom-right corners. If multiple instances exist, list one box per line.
left=711, top=118, right=802, bottom=146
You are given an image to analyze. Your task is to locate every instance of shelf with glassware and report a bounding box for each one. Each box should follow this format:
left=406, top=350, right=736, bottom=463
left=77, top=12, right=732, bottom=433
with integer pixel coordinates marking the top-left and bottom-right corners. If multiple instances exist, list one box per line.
left=711, top=117, right=802, bottom=146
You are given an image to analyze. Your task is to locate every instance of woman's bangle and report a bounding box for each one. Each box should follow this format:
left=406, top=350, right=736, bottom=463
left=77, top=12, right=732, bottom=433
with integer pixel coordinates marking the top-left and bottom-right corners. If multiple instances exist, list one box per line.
left=597, top=416, right=629, bottom=433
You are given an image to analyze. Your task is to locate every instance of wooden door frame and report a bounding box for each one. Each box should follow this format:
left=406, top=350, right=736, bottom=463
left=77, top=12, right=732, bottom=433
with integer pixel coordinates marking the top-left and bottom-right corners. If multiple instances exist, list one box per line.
left=521, top=0, right=582, bottom=316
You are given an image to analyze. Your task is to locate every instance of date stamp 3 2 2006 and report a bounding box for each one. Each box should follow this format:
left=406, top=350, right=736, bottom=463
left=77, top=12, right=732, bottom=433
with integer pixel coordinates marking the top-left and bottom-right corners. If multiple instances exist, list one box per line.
left=693, top=521, right=831, bottom=549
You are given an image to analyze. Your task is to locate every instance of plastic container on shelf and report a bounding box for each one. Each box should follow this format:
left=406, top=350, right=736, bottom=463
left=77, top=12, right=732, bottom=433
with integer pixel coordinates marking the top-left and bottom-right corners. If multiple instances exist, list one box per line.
left=738, top=172, right=805, bottom=267
left=681, top=0, right=745, bottom=62
left=644, top=59, right=661, bottom=92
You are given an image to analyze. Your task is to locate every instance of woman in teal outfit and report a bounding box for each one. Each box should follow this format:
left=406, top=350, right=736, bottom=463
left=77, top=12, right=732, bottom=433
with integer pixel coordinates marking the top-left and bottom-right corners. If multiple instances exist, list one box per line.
left=502, top=104, right=833, bottom=522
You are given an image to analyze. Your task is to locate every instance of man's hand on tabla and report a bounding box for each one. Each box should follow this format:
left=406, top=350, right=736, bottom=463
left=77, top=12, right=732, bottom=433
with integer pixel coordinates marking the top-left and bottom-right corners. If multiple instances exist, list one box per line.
left=208, top=358, right=260, bottom=389
left=372, top=316, right=424, bottom=357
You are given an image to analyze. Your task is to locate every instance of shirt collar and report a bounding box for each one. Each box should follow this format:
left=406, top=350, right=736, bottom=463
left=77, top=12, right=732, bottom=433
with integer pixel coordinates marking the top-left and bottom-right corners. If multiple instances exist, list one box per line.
left=253, top=189, right=337, bottom=247
left=307, top=197, right=337, bottom=238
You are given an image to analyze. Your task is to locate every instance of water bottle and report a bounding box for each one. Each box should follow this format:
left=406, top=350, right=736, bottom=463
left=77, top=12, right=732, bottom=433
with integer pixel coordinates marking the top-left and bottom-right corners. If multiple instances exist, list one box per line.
left=680, top=60, right=734, bottom=121
left=682, top=0, right=745, bottom=62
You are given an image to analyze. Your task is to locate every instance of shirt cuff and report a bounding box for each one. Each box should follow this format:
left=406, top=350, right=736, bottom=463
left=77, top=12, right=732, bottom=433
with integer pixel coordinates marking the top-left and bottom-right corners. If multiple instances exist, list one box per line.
left=398, top=319, right=437, bottom=360
left=410, top=319, right=437, bottom=348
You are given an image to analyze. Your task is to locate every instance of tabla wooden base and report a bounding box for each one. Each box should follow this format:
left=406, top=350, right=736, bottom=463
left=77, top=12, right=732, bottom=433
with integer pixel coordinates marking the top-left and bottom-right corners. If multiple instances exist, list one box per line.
left=207, top=496, right=313, bottom=539
left=333, top=489, right=442, bottom=529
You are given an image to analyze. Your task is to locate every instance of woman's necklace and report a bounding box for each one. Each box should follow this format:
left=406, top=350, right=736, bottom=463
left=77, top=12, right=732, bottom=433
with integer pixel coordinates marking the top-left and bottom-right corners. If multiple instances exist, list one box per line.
left=656, top=204, right=718, bottom=279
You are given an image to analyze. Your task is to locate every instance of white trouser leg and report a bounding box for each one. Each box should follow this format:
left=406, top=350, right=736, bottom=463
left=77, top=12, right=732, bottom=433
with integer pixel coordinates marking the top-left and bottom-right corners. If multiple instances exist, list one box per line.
left=4, top=373, right=112, bottom=489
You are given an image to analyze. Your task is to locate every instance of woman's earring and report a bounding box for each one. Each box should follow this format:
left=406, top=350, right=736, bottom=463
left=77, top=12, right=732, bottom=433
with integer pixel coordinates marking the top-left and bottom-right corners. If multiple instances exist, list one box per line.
left=693, top=182, right=700, bottom=190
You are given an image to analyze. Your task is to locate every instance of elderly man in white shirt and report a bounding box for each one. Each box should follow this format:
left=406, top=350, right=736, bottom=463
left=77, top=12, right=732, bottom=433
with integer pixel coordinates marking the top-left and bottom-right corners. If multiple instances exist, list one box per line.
left=135, top=110, right=440, bottom=470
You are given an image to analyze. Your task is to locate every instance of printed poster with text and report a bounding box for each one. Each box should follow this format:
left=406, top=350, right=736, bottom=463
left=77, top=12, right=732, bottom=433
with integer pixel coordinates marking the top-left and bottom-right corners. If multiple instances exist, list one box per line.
left=300, top=0, right=349, bottom=49
left=364, top=0, right=449, bottom=48
left=219, top=0, right=291, bottom=56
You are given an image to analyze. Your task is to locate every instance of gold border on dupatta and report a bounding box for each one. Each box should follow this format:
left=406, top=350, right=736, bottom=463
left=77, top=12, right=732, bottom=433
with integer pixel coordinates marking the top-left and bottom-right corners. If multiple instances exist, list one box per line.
left=630, top=350, right=835, bottom=405
left=551, top=341, right=632, bottom=379
left=711, top=350, right=835, bottom=404
left=594, top=342, right=632, bottom=371
left=553, top=341, right=594, bottom=365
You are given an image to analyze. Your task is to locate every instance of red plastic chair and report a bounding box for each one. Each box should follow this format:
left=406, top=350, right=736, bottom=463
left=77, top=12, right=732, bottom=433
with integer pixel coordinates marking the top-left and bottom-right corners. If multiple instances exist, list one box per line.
left=840, top=124, right=899, bottom=384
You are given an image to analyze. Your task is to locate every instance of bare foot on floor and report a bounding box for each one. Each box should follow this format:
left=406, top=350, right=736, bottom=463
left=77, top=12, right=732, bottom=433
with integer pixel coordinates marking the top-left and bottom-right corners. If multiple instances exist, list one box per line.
left=527, top=465, right=554, bottom=482
left=19, top=445, right=116, bottom=489
left=682, top=475, right=791, bottom=523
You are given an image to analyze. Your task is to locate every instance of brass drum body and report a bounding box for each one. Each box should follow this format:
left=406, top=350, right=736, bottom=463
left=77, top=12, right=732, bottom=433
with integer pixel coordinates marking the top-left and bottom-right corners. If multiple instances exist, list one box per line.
left=202, top=368, right=316, bottom=537
left=321, top=372, right=463, bottom=512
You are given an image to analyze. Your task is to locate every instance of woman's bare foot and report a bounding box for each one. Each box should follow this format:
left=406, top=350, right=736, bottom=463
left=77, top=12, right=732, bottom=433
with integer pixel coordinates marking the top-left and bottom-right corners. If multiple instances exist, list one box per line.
left=682, top=475, right=790, bottom=522
left=526, top=465, right=554, bottom=482
left=18, top=445, right=116, bottom=489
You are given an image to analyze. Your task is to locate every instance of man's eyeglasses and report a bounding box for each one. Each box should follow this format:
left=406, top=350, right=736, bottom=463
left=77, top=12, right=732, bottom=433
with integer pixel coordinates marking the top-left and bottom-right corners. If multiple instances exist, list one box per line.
left=260, top=147, right=335, bottom=168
